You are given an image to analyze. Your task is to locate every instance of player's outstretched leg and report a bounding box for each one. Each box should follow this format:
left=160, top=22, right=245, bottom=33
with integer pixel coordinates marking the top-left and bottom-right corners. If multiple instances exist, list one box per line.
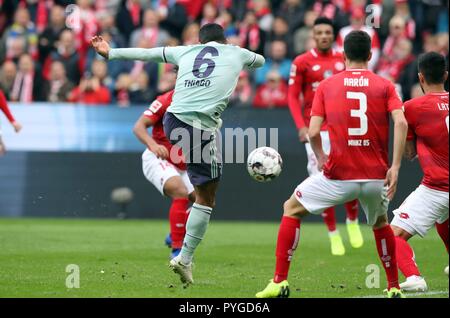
left=395, top=236, right=428, bottom=292
left=169, top=181, right=218, bottom=286
left=390, top=225, right=428, bottom=292
left=373, top=216, right=404, bottom=298
left=322, top=207, right=345, bottom=256
left=169, top=202, right=211, bottom=285
left=256, top=195, right=307, bottom=298
left=162, top=176, right=193, bottom=259
left=345, top=199, right=364, bottom=248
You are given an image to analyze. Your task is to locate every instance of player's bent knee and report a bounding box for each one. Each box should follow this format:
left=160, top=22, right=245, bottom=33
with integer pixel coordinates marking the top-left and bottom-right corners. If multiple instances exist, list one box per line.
left=163, top=176, right=189, bottom=198
left=188, top=191, right=196, bottom=203
left=283, top=196, right=308, bottom=218
left=391, top=225, right=413, bottom=240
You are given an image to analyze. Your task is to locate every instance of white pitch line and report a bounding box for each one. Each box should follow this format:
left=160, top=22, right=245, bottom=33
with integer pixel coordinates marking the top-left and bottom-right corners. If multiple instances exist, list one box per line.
left=354, top=290, right=449, bottom=298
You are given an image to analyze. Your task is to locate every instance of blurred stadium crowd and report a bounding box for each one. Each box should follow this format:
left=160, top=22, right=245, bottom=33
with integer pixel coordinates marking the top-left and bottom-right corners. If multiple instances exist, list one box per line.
left=0, top=0, right=448, bottom=109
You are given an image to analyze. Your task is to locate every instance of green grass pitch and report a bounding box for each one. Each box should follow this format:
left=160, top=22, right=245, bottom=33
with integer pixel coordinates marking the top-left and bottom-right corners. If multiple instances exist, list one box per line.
left=0, top=218, right=448, bottom=298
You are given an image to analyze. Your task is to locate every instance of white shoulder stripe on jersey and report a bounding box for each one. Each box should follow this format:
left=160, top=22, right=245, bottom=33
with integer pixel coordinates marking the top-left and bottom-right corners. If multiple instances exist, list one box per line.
left=248, top=53, right=258, bottom=67
left=310, top=49, right=318, bottom=58
left=162, top=47, right=168, bottom=63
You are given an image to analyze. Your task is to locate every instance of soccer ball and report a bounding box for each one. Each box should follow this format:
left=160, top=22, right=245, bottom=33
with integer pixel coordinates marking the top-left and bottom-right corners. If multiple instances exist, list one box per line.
left=247, top=147, right=283, bottom=182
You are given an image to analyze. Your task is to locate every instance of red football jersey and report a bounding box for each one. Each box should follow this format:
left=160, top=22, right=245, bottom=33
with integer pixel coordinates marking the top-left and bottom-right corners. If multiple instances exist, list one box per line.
left=288, top=48, right=346, bottom=129
left=311, top=69, right=403, bottom=180
left=404, top=92, right=449, bottom=192
left=0, top=90, right=16, bottom=123
left=143, top=90, right=186, bottom=170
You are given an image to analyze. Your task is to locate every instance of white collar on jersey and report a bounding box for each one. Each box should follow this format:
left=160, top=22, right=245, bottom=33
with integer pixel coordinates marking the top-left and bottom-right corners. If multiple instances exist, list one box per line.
left=345, top=68, right=370, bottom=71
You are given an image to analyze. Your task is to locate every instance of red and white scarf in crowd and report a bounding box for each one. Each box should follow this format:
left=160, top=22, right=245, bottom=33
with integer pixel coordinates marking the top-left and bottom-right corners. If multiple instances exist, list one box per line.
left=142, top=28, right=158, bottom=47
left=211, top=0, right=232, bottom=11
left=239, top=24, right=260, bottom=50
left=127, top=0, right=141, bottom=26
left=313, top=1, right=337, bottom=20
left=130, top=61, right=145, bottom=78
left=18, top=0, right=52, bottom=33
left=11, top=71, right=34, bottom=103
left=48, top=80, right=63, bottom=102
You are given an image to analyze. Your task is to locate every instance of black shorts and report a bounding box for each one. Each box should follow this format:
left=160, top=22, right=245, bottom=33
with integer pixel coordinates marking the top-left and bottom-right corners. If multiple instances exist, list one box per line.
left=163, top=112, right=222, bottom=186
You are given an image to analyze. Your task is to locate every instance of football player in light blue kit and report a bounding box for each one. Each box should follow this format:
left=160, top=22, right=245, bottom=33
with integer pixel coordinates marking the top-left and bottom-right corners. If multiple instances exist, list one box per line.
left=91, top=23, right=265, bottom=286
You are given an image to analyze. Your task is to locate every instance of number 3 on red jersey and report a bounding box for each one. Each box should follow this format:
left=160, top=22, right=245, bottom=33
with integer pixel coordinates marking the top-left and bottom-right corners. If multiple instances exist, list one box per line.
left=347, top=92, right=368, bottom=136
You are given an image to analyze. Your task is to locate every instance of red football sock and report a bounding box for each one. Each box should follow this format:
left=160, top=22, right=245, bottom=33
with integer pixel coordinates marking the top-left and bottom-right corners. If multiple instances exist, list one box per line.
left=395, top=236, right=421, bottom=278
left=321, top=207, right=337, bottom=232
left=169, top=198, right=189, bottom=249
left=373, top=225, right=400, bottom=289
left=274, top=216, right=301, bottom=283
left=345, top=199, right=359, bottom=221
left=435, top=219, right=449, bottom=253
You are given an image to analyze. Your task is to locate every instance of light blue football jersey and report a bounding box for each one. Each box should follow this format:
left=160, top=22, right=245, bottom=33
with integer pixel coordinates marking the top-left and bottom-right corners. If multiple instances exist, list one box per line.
left=163, top=42, right=263, bottom=130
left=109, top=42, right=264, bottom=130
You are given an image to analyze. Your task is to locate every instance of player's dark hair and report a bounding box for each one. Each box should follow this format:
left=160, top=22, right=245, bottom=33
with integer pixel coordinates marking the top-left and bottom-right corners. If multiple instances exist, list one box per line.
left=343, top=30, right=371, bottom=62
left=313, top=17, right=334, bottom=28
left=199, top=23, right=226, bottom=44
left=418, top=52, right=447, bottom=84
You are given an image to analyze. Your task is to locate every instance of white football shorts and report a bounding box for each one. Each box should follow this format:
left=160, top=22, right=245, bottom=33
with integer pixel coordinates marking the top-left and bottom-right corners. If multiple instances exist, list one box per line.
left=142, top=149, right=194, bottom=196
left=391, top=184, right=449, bottom=237
left=294, top=173, right=388, bottom=226
left=304, top=131, right=331, bottom=176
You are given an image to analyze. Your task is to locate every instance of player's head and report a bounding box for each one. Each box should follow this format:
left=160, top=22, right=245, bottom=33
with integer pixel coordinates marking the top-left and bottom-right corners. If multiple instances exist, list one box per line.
left=343, top=30, right=372, bottom=65
left=417, top=52, right=448, bottom=88
left=313, top=17, right=334, bottom=51
left=199, top=23, right=226, bottom=44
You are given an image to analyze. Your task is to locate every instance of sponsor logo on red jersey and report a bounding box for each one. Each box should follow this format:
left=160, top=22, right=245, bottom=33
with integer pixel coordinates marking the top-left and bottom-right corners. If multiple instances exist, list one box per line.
left=399, top=213, right=409, bottom=220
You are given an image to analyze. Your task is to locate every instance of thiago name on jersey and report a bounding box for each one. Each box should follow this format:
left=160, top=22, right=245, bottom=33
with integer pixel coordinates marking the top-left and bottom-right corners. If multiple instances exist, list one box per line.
left=184, top=79, right=212, bottom=88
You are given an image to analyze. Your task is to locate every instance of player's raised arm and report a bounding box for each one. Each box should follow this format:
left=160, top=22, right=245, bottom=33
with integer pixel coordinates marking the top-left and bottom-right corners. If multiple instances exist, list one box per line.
left=241, top=48, right=265, bottom=69
left=91, top=36, right=169, bottom=63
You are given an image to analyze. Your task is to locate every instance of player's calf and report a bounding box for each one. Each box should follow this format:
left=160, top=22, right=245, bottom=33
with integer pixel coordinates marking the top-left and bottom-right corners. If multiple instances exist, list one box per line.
left=163, top=177, right=193, bottom=256
left=391, top=225, right=428, bottom=291
left=435, top=219, right=449, bottom=253
left=373, top=215, right=401, bottom=291
left=256, top=196, right=305, bottom=298
left=168, top=198, right=189, bottom=259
